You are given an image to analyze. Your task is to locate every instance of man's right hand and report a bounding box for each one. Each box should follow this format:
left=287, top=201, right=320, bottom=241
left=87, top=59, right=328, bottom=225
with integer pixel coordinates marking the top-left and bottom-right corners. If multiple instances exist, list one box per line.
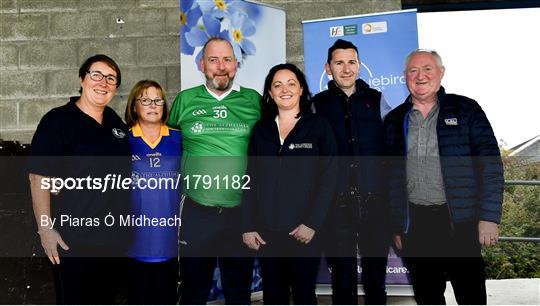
left=393, top=234, right=403, bottom=251
left=38, top=228, right=69, bottom=265
left=242, top=232, right=266, bottom=250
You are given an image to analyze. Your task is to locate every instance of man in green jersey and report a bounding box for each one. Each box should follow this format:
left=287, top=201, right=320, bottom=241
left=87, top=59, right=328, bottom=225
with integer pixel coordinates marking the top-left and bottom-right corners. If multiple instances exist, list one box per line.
left=168, top=37, right=261, bottom=305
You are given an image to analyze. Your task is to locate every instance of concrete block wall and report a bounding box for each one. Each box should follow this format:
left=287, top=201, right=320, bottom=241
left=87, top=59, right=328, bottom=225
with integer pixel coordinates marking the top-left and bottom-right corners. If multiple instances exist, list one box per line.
left=0, top=0, right=400, bottom=143
left=0, top=0, right=181, bottom=142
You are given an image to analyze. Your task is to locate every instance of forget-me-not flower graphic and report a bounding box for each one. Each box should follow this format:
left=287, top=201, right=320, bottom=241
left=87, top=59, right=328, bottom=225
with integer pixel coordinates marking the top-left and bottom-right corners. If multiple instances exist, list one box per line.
left=186, top=13, right=230, bottom=70
left=180, top=0, right=202, bottom=55
left=228, top=11, right=256, bottom=60
left=182, top=0, right=258, bottom=67
left=199, top=0, right=243, bottom=19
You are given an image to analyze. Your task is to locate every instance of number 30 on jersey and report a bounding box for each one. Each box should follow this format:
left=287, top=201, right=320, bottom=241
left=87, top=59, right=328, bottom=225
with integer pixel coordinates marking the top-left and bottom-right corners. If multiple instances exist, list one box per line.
left=213, top=109, right=228, bottom=119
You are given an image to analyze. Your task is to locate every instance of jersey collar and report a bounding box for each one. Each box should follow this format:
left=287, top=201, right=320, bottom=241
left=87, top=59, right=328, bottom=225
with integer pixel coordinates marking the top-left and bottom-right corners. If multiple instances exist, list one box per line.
left=131, top=123, right=170, bottom=149
left=204, top=82, right=240, bottom=101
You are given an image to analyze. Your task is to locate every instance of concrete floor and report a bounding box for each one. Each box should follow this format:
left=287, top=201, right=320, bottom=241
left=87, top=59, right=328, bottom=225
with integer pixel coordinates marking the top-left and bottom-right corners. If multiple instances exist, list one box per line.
left=2, top=255, right=538, bottom=304
left=211, top=279, right=540, bottom=305
left=446, top=279, right=540, bottom=305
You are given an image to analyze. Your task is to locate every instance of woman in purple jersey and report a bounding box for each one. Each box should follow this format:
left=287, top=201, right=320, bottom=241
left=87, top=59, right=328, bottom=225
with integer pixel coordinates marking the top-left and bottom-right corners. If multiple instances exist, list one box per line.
left=124, top=80, right=182, bottom=304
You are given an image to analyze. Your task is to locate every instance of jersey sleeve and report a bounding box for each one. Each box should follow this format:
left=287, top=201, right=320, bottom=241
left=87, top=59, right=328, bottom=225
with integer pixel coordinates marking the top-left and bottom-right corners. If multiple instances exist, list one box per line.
left=167, top=93, right=184, bottom=130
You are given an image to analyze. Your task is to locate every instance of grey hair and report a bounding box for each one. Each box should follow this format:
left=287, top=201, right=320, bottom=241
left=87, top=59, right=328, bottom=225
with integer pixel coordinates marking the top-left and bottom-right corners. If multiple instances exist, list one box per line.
left=201, top=37, right=236, bottom=60
left=404, top=49, right=444, bottom=71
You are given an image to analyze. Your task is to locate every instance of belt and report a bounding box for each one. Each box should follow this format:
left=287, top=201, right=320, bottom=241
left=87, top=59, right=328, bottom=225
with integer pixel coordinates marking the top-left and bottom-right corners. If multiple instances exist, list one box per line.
left=186, top=197, right=232, bottom=214
left=409, top=202, right=448, bottom=212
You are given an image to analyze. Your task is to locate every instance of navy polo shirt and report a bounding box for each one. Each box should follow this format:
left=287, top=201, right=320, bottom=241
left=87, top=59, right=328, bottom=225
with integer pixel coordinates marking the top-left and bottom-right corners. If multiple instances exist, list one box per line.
left=29, top=97, right=131, bottom=251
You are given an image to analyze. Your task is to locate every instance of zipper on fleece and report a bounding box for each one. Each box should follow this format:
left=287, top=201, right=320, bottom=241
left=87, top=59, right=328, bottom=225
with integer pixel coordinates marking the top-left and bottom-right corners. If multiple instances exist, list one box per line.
left=403, top=108, right=413, bottom=234
left=273, top=120, right=284, bottom=211
left=436, top=109, right=455, bottom=233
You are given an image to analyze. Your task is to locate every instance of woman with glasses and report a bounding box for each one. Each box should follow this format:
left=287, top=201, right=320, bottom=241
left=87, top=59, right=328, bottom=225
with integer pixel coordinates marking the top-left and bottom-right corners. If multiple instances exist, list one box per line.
left=28, top=54, right=131, bottom=304
left=124, top=80, right=182, bottom=304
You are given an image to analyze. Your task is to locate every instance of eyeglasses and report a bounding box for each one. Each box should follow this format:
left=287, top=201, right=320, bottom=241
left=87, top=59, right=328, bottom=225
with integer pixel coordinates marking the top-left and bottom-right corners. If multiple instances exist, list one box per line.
left=137, top=98, right=165, bottom=106
left=86, top=71, right=118, bottom=85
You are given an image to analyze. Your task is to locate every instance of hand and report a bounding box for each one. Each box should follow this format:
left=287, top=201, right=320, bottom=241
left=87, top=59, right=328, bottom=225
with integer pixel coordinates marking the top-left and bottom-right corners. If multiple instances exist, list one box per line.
left=289, top=224, right=315, bottom=244
left=38, top=228, right=69, bottom=264
left=242, top=232, right=266, bottom=250
left=479, top=220, right=499, bottom=247
left=393, top=234, right=403, bottom=250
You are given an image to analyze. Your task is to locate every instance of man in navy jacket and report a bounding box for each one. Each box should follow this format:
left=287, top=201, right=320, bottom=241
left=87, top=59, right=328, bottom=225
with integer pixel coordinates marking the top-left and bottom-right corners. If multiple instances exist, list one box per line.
left=384, top=49, right=503, bottom=304
left=313, top=39, right=392, bottom=305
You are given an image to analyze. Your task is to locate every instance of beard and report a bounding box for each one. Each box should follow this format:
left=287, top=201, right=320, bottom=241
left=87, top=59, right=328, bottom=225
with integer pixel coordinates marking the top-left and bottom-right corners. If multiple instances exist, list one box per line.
left=207, top=74, right=234, bottom=92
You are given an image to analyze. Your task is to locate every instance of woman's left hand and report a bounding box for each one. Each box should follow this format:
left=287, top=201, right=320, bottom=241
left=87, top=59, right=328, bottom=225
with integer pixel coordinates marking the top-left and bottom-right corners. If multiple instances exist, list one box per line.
left=289, top=224, right=315, bottom=244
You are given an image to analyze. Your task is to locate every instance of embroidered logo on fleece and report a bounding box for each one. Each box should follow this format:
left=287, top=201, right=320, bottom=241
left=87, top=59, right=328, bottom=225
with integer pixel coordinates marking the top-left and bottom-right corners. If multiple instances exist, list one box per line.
left=444, top=118, right=458, bottom=126
left=288, top=143, right=313, bottom=150
left=112, top=128, right=126, bottom=138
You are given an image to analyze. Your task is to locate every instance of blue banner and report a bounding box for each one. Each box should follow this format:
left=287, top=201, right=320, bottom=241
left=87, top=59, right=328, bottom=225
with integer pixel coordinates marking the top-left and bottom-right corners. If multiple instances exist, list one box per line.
left=302, top=10, right=419, bottom=285
left=302, top=9, right=418, bottom=107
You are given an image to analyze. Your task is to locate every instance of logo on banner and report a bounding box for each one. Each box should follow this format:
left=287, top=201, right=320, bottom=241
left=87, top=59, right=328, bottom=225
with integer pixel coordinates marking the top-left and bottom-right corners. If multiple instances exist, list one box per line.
left=330, top=24, right=358, bottom=37
left=344, top=24, right=358, bottom=35
left=362, top=21, right=388, bottom=34
left=329, top=26, right=344, bottom=37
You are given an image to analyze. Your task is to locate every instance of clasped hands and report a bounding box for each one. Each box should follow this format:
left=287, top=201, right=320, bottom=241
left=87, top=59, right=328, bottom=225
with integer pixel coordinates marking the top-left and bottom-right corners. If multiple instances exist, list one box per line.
left=242, top=224, right=315, bottom=250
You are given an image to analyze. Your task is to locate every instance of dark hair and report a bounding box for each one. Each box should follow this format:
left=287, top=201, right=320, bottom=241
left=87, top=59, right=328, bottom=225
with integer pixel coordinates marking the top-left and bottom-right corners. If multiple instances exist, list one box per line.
left=124, top=80, right=168, bottom=127
left=78, top=54, right=121, bottom=94
left=327, top=39, right=359, bottom=64
left=261, top=63, right=312, bottom=121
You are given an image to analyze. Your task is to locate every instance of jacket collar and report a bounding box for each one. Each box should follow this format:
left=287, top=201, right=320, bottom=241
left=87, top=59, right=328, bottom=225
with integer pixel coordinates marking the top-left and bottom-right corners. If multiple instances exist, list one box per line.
left=406, top=86, right=447, bottom=108
left=436, top=86, right=447, bottom=103
left=263, top=111, right=313, bottom=125
left=327, top=78, right=371, bottom=96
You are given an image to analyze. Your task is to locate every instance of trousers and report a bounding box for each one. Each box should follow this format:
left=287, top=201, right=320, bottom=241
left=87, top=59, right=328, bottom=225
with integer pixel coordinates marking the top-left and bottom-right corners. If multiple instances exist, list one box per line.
left=323, top=196, right=390, bottom=304
left=402, top=203, right=487, bottom=305
left=178, top=197, right=253, bottom=305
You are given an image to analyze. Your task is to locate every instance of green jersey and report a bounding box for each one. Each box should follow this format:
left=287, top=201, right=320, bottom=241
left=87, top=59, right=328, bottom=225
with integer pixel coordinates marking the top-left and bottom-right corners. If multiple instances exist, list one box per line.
left=168, top=84, right=261, bottom=207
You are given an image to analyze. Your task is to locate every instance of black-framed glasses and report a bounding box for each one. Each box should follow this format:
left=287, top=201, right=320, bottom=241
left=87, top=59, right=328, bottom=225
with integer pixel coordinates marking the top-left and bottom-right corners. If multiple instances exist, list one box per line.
left=86, top=70, right=118, bottom=85
left=137, top=98, right=165, bottom=106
